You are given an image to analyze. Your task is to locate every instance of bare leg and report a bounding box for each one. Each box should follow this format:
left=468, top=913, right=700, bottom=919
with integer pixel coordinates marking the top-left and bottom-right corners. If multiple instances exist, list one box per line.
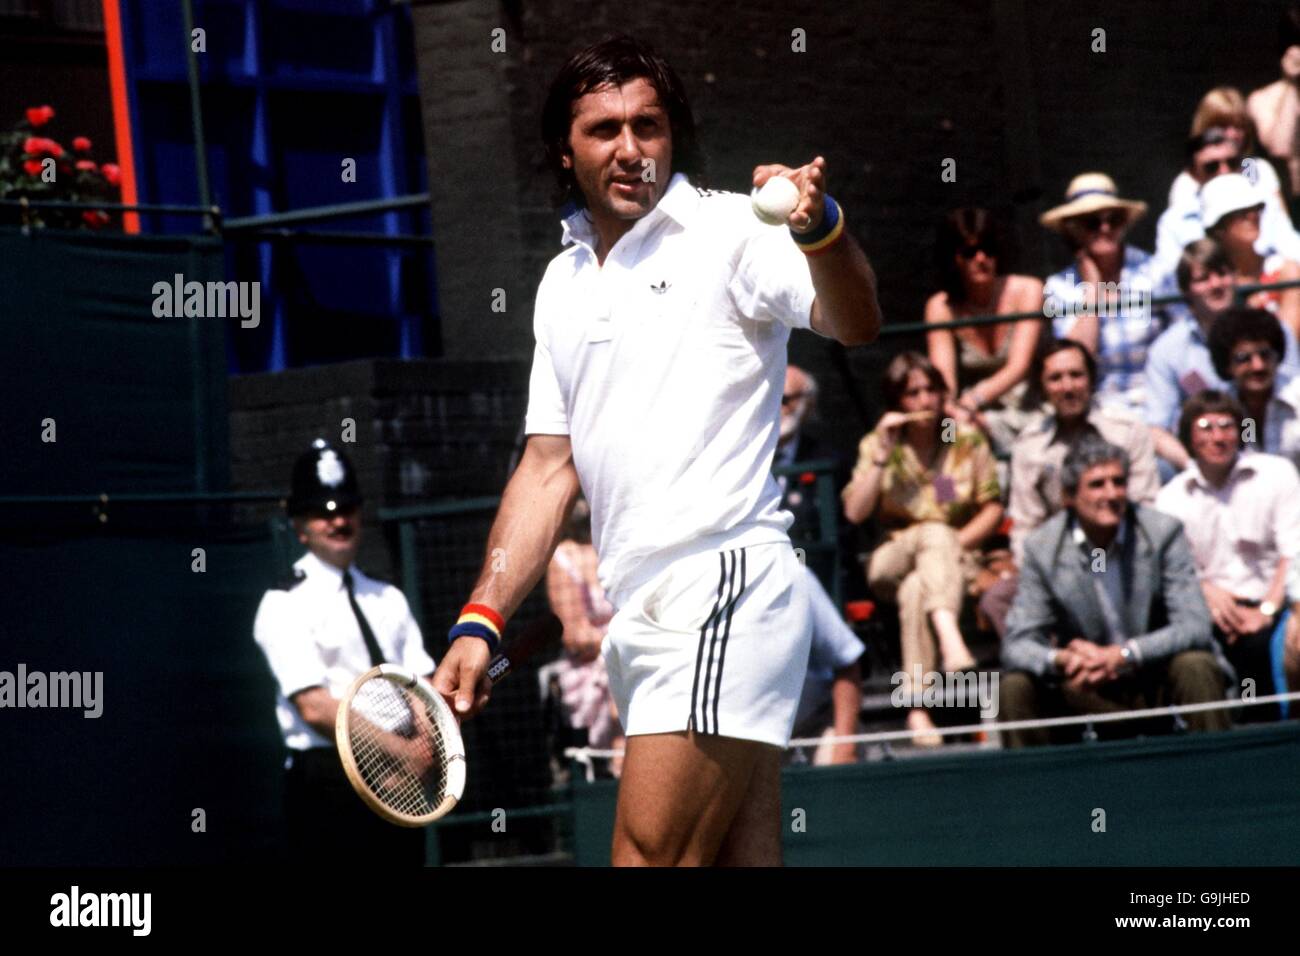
left=714, top=744, right=783, bottom=866
left=610, top=730, right=766, bottom=866
left=930, top=608, right=975, bottom=671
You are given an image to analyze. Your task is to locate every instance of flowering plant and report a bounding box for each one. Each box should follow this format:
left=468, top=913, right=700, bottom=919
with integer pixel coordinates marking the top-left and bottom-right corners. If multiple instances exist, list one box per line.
left=0, top=104, right=122, bottom=229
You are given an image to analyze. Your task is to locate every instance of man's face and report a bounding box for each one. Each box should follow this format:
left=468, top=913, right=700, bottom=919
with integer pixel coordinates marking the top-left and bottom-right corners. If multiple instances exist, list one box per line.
left=296, top=506, right=362, bottom=570
left=1188, top=410, right=1240, bottom=473
left=1042, top=348, right=1093, bottom=422
left=1186, top=264, right=1235, bottom=321
left=1228, top=336, right=1278, bottom=396
left=562, top=78, right=673, bottom=225
left=780, top=366, right=812, bottom=442
left=1192, top=140, right=1243, bottom=185
left=1065, top=461, right=1128, bottom=534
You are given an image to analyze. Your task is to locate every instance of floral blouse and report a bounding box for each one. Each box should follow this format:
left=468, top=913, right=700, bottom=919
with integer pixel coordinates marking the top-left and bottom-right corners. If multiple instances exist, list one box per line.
left=851, top=424, right=1000, bottom=531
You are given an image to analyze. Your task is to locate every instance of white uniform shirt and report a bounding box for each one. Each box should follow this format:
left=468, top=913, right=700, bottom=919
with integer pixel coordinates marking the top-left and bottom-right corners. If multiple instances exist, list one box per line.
left=252, top=551, right=435, bottom=751
left=525, top=173, right=820, bottom=605
left=1156, top=452, right=1300, bottom=602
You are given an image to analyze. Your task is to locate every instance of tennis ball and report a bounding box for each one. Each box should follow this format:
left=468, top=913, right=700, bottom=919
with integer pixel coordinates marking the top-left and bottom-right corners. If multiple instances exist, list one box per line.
left=751, top=175, right=800, bottom=226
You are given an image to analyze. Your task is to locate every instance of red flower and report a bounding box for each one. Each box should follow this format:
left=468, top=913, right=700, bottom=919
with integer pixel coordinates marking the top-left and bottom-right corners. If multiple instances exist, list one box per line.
left=100, top=162, right=121, bottom=186
left=22, top=159, right=44, bottom=177
left=75, top=159, right=97, bottom=172
left=22, top=136, right=64, bottom=157
left=81, top=210, right=110, bottom=229
left=72, top=136, right=92, bottom=152
left=26, top=105, right=55, bottom=127
left=799, top=471, right=817, bottom=485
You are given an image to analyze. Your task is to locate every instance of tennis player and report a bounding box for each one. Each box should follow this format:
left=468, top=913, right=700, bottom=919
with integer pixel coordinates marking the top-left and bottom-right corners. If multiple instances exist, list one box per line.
left=433, top=34, right=880, bottom=865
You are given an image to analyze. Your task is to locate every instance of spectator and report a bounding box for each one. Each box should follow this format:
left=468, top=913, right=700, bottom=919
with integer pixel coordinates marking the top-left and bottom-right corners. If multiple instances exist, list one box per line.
left=1248, top=5, right=1300, bottom=202
left=1041, top=173, right=1172, bottom=419
left=1006, top=340, right=1160, bottom=565
left=1201, top=173, right=1300, bottom=339
left=1171, top=87, right=1290, bottom=218
left=1208, top=306, right=1300, bottom=469
left=1001, top=434, right=1231, bottom=748
left=1145, top=240, right=1300, bottom=472
left=1156, top=391, right=1299, bottom=723
left=545, top=498, right=623, bottom=770
left=1154, top=126, right=1300, bottom=289
left=1144, top=239, right=1238, bottom=472
left=789, top=590, right=865, bottom=766
left=774, top=365, right=837, bottom=543
left=980, top=340, right=1160, bottom=638
left=923, top=207, right=1044, bottom=459
left=774, top=363, right=866, bottom=765
left=842, top=352, right=1003, bottom=746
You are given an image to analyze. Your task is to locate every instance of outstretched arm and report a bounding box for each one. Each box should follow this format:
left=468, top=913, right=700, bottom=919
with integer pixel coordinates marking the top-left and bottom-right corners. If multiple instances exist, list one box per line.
left=753, top=156, right=881, bottom=346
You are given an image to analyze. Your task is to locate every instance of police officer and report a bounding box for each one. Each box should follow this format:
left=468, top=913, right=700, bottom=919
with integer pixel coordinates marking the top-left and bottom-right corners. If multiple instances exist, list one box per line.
left=253, top=439, right=433, bottom=864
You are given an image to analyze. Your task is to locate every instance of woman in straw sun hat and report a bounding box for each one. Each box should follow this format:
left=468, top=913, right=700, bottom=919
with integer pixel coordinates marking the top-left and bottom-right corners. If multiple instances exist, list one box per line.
left=1041, top=172, right=1176, bottom=420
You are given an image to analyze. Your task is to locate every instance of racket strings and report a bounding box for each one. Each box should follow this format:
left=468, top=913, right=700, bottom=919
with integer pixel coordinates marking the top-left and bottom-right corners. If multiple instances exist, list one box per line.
left=347, top=679, right=451, bottom=818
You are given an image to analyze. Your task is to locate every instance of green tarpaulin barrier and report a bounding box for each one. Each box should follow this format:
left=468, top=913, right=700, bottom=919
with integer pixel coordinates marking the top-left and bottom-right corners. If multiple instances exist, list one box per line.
left=571, top=724, right=1300, bottom=866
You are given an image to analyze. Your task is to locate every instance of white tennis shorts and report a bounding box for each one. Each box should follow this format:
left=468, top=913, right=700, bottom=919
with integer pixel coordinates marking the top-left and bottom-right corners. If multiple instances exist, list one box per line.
left=602, top=541, right=812, bottom=747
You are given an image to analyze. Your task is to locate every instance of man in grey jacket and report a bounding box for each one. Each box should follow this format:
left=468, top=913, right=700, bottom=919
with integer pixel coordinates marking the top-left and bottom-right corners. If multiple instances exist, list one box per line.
left=1001, top=433, right=1232, bottom=747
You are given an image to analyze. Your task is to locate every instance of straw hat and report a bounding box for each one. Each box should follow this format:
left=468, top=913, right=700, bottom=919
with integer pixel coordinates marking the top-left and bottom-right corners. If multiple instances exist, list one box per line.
left=1039, top=172, right=1148, bottom=232
left=1199, top=173, right=1264, bottom=231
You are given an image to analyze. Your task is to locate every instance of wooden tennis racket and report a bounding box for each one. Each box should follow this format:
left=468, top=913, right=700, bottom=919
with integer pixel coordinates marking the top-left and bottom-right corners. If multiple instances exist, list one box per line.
left=335, top=614, right=561, bottom=827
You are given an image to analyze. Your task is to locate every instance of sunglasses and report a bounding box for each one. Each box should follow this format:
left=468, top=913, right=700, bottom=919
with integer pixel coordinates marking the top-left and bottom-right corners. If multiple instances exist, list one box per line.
left=1197, top=156, right=1244, bottom=178
left=1192, top=417, right=1238, bottom=433
left=1074, top=210, right=1128, bottom=232
left=1230, top=346, right=1277, bottom=366
left=957, top=243, right=996, bottom=260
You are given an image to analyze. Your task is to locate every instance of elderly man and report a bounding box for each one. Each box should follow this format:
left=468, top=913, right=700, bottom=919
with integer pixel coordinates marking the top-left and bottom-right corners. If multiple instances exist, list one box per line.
left=773, top=363, right=864, bottom=765
left=1000, top=434, right=1231, bottom=748
left=978, top=340, right=1160, bottom=637
left=1156, top=391, right=1300, bottom=722
left=1153, top=126, right=1300, bottom=289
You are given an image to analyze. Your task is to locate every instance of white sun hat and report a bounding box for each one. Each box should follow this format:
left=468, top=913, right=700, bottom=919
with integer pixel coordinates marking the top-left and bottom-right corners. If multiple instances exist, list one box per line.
left=1199, top=173, right=1265, bottom=230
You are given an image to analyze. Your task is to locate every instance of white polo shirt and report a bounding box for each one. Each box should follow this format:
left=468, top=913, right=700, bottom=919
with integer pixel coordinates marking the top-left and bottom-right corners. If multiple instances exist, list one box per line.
left=1156, top=452, right=1300, bottom=602
left=252, top=550, right=436, bottom=751
left=525, top=172, right=820, bottom=605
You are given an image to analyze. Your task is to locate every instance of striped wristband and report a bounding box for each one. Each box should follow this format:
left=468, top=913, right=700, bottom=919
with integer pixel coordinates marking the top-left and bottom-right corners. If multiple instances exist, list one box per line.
left=448, top=602, right=504, bottom=653
left=790, top=195, right=845, bottom=255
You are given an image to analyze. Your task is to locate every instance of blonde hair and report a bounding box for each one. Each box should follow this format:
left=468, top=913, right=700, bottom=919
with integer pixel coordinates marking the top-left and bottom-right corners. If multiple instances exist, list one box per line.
left=1190, top=86, right=1259, bottom=154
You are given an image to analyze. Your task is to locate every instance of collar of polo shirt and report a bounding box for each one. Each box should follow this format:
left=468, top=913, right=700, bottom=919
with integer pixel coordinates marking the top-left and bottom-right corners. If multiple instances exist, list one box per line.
left=561, top=172, right=699, bottom=252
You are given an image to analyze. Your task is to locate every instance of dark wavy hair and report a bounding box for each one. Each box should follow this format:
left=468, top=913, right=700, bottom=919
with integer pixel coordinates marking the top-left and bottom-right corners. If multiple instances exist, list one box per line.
left=1177, top=389, right=1247, bottom=453
left=1031, top=337, right=1097, bottom=392
left=1207, top=307, right=1286, bottom=381
left=934, top=207, right=1016, bottom=306
left=541, top=34, right=707, bottom=210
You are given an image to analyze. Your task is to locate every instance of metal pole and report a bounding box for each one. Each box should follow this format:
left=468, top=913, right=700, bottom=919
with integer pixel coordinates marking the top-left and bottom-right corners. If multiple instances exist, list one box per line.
left=181, top=0, right=214, bottom=233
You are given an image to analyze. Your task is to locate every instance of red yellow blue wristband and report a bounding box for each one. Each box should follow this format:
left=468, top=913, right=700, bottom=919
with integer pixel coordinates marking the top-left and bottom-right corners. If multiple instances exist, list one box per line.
left=791, top=195, right=845, bottom=255
left=448, top=602, right=504, bottom=652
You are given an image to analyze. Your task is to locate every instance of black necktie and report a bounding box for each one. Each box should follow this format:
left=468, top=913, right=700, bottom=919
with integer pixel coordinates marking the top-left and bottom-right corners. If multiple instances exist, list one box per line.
left=343, top=570, right=385, bottom=666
